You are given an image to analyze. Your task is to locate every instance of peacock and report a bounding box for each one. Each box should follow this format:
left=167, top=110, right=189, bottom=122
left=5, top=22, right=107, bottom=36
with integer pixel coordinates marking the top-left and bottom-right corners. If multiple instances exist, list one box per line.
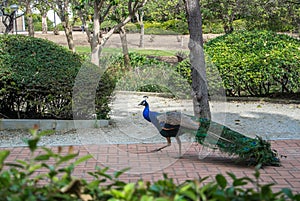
left=138, top=96, right=280, bottom=166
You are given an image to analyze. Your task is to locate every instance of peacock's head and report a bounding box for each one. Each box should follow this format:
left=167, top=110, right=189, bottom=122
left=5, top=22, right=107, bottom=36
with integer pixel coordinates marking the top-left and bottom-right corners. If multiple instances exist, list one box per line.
left=138, top=96, right=149, bottom=107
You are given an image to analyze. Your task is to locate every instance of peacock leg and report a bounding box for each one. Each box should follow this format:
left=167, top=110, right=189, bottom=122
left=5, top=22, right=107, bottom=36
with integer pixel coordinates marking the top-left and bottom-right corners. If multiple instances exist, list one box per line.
left=175, top=136, right=182, bottom=158
left=150, top=137, right=171, bottom=152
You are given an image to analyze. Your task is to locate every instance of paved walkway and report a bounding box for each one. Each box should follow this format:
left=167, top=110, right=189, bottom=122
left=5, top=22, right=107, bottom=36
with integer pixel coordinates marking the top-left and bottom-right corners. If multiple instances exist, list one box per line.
left=1, top=139, right=300, bottom=193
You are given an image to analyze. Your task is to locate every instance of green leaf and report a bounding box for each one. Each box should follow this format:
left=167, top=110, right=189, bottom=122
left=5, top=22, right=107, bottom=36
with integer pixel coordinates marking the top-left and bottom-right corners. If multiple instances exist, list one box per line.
left=110, top=189, right=124, bottom=198
left=28, top=164, right=42, bottom=173
left=123, top=183, right=135, bottom=200
left=34, top=154, right=50, bottom=161
left=16, top=159, right=29, bottom=167
left=114, top=167, right=130, bottom=178
left=94, top=167, right=113, bottom=180
left=155, top=198, right=171, bottom=201
left=141, top=195, right=154, bottom=201
left=226, top=172, right=236, bottom=180
left=23, top=138, right=39, bottom=152
left=0, top=150, right=10, bottom=168
left=178, top=188, right=197, bottom=200
left=281, top=188, right=294, bottom=199
left=57, top=153, right=79, bottom=165
left=73, top=154, right=92, bottom=166
left=4, top=162, right=25, bottom=169
left=216, top=174, right=227, bottom=189
left=232, top=178, right=248, bottom=186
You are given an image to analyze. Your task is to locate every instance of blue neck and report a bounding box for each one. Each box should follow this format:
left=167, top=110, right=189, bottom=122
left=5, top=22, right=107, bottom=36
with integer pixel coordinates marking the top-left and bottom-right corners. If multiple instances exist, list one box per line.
left=143, top=103, right=151, bottom=122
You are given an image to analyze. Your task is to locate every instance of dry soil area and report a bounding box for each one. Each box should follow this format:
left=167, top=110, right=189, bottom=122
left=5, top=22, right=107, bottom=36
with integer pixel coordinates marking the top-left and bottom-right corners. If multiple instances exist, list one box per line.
left=35, top=31, right=221, bottom=50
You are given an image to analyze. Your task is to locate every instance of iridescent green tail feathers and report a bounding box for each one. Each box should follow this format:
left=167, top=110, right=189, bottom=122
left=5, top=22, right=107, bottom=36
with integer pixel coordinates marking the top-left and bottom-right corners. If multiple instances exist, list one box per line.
left=190, top=118, right=280, bottom=167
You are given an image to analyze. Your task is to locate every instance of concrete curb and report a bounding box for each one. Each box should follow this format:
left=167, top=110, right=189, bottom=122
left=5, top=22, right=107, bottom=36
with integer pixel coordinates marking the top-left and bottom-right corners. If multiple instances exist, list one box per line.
left=0, top=119, right=109, bottom=130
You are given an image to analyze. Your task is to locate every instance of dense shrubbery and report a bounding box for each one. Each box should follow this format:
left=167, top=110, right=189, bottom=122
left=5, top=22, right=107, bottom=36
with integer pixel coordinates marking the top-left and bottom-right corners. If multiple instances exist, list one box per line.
left=0, top=35, right=112, bottom=119
left=123, top=20, right=189, bottom=35
left=0, top=128, right=299, bottom=200
left=105, top=53, right=191, bottom=98
left=205, top=30, right=300, bottom=97
left=176, top=31, right=300, bottom=97
left=30, top=13, right=64, bottom=32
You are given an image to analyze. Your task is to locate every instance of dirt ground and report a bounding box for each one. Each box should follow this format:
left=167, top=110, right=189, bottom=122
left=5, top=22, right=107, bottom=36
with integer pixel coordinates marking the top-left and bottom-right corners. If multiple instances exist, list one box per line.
left=35, top=31, right=221, bottom=50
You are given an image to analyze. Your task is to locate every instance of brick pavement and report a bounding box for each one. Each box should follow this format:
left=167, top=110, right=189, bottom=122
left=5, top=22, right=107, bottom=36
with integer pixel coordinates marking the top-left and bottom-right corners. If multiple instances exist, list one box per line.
left=1, top=139, right=300, bottom=193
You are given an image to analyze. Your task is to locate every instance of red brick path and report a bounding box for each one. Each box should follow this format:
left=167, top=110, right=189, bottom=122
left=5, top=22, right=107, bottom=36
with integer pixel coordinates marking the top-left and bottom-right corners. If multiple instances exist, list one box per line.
left=1, top=140, right=300, bottom=193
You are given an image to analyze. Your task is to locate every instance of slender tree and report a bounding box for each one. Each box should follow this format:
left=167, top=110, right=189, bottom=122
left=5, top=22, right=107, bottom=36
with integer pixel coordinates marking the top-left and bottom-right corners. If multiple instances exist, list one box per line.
left=184, top=0, right=211, bottom=119
left=35, top=1, right=51, bottom=34
left=0, top=0, right=21, bottom=34
left=46, top=0, right=76, bottom=52
left=135, top=8, right=144, bottom=48
left=1, top=8, right=15, bottom=33
left=24, top=0, right=34, bottom=36
left=119, top=26, right=131, bottom=67
left=74, top=0, right=147, bottom=66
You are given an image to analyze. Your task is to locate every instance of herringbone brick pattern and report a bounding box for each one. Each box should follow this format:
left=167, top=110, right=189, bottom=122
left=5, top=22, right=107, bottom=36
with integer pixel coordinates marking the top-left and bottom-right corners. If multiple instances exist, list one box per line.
left=1, top=140, right=300, bottom=193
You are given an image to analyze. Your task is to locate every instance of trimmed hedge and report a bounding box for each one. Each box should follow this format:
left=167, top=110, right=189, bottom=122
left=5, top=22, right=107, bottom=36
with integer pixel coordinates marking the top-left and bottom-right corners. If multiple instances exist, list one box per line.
left=0, top=35, right=112, bottom=119
left=204, top=30, right=300, bottom=97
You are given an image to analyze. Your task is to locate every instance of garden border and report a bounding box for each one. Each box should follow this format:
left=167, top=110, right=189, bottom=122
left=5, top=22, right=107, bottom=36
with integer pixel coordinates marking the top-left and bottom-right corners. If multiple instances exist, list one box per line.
left=0, top=119, right=109, bottom=130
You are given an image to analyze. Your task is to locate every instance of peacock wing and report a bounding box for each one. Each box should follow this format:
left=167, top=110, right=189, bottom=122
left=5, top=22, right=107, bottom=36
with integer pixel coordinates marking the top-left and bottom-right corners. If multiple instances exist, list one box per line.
left=156, top=111, right=200, bottom=130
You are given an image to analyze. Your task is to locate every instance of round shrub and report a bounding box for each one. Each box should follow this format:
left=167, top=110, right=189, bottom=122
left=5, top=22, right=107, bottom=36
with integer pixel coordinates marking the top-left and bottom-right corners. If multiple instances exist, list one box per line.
left=205, top=30, right=300, bottom=97
left=0, top=34, right=111, bottom=119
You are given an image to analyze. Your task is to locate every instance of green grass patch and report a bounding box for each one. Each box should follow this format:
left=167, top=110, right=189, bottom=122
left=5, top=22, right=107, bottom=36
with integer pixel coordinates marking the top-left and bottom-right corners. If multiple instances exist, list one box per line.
left=76, top=46, right=179, bottom=56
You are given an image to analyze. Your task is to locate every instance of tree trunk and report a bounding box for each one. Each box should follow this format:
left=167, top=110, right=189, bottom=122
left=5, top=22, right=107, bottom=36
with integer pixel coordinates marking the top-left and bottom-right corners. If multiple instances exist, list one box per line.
left=136, top=10, right=145, bottom=48
left=55, top=0, right=75, bottom=52
left=139, top=24, right=144, bottom=48
left=25, top=0, right=34, bottom=37
left=88, top=0, right=147, bottom=66
left=90, top=3, right=102, bottom=66
left=184, top=0, right=211, bottom=119
left=3, top=13, right=14, bottom=34
left=64, top=25, right=75, bottom=52
left=42, top=12, right=48, bottom=34
left=119, top=26, right=131, bottom=68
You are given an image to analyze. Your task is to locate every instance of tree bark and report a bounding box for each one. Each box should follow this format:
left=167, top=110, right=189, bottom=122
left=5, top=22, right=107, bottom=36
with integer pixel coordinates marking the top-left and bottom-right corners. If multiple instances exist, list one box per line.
left=64, top=26, right=75, bottom=52
left=25, top=0, right=34, bottom=37
left=119, top=26, right=131, bottom=68
left=87, top=0, right=147, bottom=67
left=139, top=23, right=144, bottom=48
left=1, top=8, right=15, bottom=34
left=55, top=0, right=75, bottom=52
left=90, top=2, right=102, bottom=66
left=42, top=12, right=48, bottom=34
left=136, top=10, right=145, bottom=48
left=184, top=0, right=211, bottom=119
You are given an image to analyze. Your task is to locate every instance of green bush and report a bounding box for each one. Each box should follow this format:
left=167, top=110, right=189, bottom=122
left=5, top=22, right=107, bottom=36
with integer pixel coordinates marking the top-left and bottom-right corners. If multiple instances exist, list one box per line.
left=205, top=30, right=300, bottom=97
left=105, top=53, right=191, bottom=98
left=0, top=35, right=112, bottom=119
left=144, top=21, right=187, bottom=35
left=101, top=20, right=118, bottom=31
left=232, top=19, right=247, bottom=31
left=162, top=19, right=189, bottom=35
left=28, top=13, right=64, bottom=32
left=0, top=127, right=299, bottom=200
left=202, top=21, right=224, bottom=34
left=124, top=22, right=139, bottom=33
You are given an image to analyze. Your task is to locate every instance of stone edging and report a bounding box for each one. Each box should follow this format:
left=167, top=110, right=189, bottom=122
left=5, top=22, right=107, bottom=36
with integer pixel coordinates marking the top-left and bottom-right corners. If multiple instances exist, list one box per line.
left=0, top=119, right=109, bottom=130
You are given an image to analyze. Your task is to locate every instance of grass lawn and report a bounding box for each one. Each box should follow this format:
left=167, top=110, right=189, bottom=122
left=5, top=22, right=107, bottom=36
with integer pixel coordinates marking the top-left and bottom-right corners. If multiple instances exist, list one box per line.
left=76, top=46, right=181, bottom=56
